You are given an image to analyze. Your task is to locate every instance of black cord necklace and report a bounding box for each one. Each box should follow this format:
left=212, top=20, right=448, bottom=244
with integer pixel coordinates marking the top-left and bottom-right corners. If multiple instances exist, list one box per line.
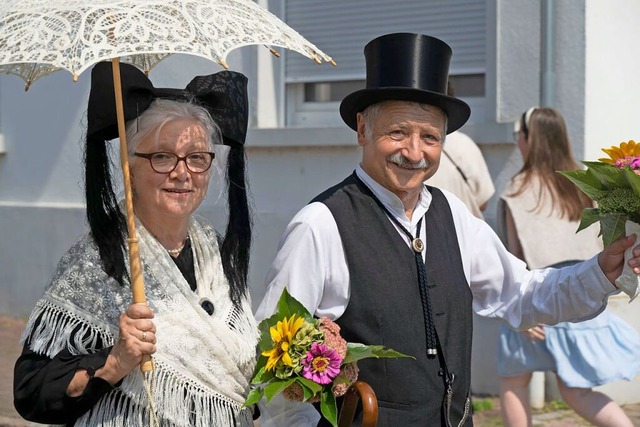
left=353, top=175, right=438, bottom=356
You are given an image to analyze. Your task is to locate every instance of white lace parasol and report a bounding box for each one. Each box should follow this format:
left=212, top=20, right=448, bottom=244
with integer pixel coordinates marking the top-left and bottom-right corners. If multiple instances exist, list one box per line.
left=0, top=0, right=334, bottom=89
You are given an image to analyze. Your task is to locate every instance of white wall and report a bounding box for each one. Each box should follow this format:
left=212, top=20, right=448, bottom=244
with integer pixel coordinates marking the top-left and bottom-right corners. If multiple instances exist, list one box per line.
left=584, top=0, right=640, bottom=160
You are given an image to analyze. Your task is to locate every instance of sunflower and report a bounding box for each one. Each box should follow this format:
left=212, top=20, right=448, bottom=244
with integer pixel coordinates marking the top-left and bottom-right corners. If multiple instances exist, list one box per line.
left=262, top=314, right=305, bottom=371
left=599, top=140, right=640, bottom=164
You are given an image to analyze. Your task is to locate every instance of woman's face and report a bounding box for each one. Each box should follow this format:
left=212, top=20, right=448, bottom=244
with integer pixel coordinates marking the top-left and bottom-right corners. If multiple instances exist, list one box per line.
left=131, top=118, right=211, bottom=226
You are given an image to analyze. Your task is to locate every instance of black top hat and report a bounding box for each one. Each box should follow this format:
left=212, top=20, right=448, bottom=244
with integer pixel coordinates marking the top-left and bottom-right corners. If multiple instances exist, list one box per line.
left=340, top=33, right=470, bottom=134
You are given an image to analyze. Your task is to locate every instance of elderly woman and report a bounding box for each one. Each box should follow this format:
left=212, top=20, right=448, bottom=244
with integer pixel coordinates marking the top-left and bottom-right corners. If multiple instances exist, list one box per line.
left=13, top=63, right=259, bottom=426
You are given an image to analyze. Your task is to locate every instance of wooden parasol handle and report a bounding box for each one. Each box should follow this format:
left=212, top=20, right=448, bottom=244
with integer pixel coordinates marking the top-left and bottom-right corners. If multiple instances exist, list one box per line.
left=111, top=58, right=152, bottom=372
left=338, top=380, right=378, bottom=427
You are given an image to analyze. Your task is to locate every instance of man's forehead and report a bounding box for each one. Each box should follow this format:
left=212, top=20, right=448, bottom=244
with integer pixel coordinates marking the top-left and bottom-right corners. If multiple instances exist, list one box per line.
left=377, top=101, right=446, bottom=123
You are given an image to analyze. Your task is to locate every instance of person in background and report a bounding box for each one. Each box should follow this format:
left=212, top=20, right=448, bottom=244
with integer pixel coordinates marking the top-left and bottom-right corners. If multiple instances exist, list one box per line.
left=13, top=62, right=260, bottom=426
left=497, top=106, right=640, bottom=427
left=255, top=33, right=640, bottom=427
left=426, top=83, right=495, bottom=218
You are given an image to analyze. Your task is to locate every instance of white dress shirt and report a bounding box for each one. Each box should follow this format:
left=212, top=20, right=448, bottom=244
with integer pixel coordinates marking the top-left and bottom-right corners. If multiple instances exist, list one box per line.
left=256, top=165, right=617, bottom=326
left=255, top=164, right=618, bottom=426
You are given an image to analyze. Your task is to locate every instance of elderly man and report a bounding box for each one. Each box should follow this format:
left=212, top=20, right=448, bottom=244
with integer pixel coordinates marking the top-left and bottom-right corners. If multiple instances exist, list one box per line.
left=256, top=33, right=639, bottom=426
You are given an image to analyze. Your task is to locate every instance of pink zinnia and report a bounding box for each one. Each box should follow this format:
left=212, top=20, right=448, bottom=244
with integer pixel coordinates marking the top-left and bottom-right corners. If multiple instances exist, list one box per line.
left=301, top=343, right=342, bottom=385
left=615, top=155, right=637, bottom=169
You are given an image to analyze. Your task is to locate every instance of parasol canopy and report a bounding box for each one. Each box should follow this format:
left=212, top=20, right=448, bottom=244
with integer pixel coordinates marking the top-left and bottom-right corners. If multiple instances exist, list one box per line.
left=0, top=0, right=334, bottom=90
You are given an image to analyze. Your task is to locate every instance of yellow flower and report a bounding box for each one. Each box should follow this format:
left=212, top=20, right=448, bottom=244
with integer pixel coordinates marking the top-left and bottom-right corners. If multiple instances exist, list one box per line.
left=599, top=140, right=640, bottom=164
left=262, top=314, right=305, bottom=371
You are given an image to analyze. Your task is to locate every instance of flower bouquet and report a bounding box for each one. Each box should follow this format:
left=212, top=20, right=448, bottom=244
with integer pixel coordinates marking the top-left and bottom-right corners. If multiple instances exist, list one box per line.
left=244, top=289, right=412, bottom=426
left=559, top=139, right=640, bottom=300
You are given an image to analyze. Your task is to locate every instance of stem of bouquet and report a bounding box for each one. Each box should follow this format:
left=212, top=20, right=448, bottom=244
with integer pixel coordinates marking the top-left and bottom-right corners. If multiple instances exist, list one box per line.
left=615, top=220, right=640, bottom=301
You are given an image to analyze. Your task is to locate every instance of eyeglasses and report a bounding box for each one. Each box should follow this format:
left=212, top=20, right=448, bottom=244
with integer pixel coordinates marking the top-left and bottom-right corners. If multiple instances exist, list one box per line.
left=134, top=151, right=215, bottom=174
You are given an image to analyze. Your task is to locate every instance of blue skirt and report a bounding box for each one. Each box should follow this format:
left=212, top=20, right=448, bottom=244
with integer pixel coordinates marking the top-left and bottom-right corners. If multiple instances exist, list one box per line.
left=497, top=310, right=640, bottom=388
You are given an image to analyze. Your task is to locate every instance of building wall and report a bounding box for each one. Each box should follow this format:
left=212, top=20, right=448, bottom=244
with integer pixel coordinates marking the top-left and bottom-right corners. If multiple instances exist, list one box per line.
left=584, top=0, right=640, bottom=159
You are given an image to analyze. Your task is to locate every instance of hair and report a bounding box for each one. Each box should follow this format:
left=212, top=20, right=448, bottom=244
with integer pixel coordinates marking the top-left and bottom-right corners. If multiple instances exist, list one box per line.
left=220, top=145, right=253, bottom=307
left=361, top=101, right=448, bottom=143
left=126, top=99, right=220, bottom=157
left=510, top=107, right=592, bottom=220
left=85, top=98, right=251, bottom=307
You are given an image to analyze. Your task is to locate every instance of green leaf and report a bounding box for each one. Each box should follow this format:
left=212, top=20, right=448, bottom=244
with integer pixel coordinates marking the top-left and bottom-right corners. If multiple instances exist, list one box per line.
left=257, top=321, right=275, bottom=351
left=320, top=390, right=338, bottom=427
left=601, top=213, right=628, bottom=246
left=243, top=387, right=264, bottom=407
left=276, top=288, right=314, bottom=320
left=576, top=208, right=603, bottom=232
left=558, top=169, right=608, bottom=200
left=342, top=343, right=415, bottom=364
left=582, top=161, right=627, bottom=188
left=263, top=378, right=296, bottom=403
left=251, top=363, right=275, bottom=384
left=297, top=377, right=324, bottom=400
left=621, top=167, right=640, bottom=199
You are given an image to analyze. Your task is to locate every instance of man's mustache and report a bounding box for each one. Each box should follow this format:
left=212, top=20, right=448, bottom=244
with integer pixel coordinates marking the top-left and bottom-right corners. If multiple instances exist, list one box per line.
left=387, top=152, right=429, bottom=169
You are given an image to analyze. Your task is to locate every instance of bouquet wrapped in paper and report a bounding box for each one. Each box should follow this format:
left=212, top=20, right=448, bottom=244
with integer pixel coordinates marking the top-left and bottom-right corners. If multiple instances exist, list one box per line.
left=559, top=139, right=640, bottom=300
left=244, top=289, right=412, bottom=426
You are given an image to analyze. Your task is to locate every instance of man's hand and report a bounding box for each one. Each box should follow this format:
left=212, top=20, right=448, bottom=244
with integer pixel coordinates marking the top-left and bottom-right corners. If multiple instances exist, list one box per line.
left=598, top=234, right=640, bottom=285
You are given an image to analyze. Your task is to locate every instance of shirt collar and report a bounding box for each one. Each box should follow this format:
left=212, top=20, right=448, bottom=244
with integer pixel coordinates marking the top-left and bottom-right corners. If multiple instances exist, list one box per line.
left=355, top=164, right=432, bottom=229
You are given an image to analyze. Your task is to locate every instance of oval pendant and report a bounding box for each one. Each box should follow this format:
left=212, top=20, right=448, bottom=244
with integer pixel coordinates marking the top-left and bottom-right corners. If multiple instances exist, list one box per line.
left=412, top=238, right=424, bottom=253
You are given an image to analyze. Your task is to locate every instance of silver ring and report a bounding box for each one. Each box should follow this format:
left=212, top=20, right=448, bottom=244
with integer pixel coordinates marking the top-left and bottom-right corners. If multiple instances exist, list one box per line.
left=141, top=331, right=147, bottom=341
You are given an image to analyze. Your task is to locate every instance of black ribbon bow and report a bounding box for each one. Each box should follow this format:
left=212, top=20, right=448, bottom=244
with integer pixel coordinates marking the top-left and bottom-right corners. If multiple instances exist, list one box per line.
left=87, top=61, right=248, bottom=148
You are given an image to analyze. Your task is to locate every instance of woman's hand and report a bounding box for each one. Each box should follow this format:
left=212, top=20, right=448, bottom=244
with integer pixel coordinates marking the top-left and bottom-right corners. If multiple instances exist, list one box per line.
left=99, top=303, right=157, bottom=384
left=523, top=325, right=545, bottom=341
left=66, top=303, right=156, bottom=396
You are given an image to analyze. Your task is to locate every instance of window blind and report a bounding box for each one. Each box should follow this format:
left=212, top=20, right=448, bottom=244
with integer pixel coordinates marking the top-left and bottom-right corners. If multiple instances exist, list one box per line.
left=285, top=0, right=487, bottom=83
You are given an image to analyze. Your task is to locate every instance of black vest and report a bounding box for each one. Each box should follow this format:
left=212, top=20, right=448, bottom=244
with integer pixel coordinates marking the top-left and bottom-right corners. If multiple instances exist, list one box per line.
left=313, top=174, right=474, bottom=426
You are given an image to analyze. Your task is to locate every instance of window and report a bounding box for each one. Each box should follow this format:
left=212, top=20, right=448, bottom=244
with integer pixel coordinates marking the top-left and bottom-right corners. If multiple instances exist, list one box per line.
left=284, top=0, right=487, bottom=127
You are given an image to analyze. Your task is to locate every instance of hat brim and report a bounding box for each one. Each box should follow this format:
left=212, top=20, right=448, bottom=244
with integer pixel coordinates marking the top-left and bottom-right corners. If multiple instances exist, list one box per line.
left=339, top=88, right=470, bottom=134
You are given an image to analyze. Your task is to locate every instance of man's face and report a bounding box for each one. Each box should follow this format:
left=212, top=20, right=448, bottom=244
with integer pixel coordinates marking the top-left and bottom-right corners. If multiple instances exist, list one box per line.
left=357, top=101, right=446, bottom=201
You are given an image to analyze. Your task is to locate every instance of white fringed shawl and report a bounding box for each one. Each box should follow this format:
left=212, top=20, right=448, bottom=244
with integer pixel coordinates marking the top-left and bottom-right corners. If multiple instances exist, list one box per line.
left=21, top=216, right=259, bottom=426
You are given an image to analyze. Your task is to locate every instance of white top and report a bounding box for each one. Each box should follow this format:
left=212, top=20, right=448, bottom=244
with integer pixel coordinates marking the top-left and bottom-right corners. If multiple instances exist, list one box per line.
left=255, top=165, right=618, bottom=426
left=499, top=173, right=603, bottom=269
left=426, top=131, right=495, bottom=218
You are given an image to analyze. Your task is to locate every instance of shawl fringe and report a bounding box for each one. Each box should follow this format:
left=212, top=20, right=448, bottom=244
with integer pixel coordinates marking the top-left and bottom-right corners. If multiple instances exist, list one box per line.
left=74, top=366, right=252, bottom=426
left=22, top=301, right=253, bottom=426
left=21, top=299, right=113, bottom=357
